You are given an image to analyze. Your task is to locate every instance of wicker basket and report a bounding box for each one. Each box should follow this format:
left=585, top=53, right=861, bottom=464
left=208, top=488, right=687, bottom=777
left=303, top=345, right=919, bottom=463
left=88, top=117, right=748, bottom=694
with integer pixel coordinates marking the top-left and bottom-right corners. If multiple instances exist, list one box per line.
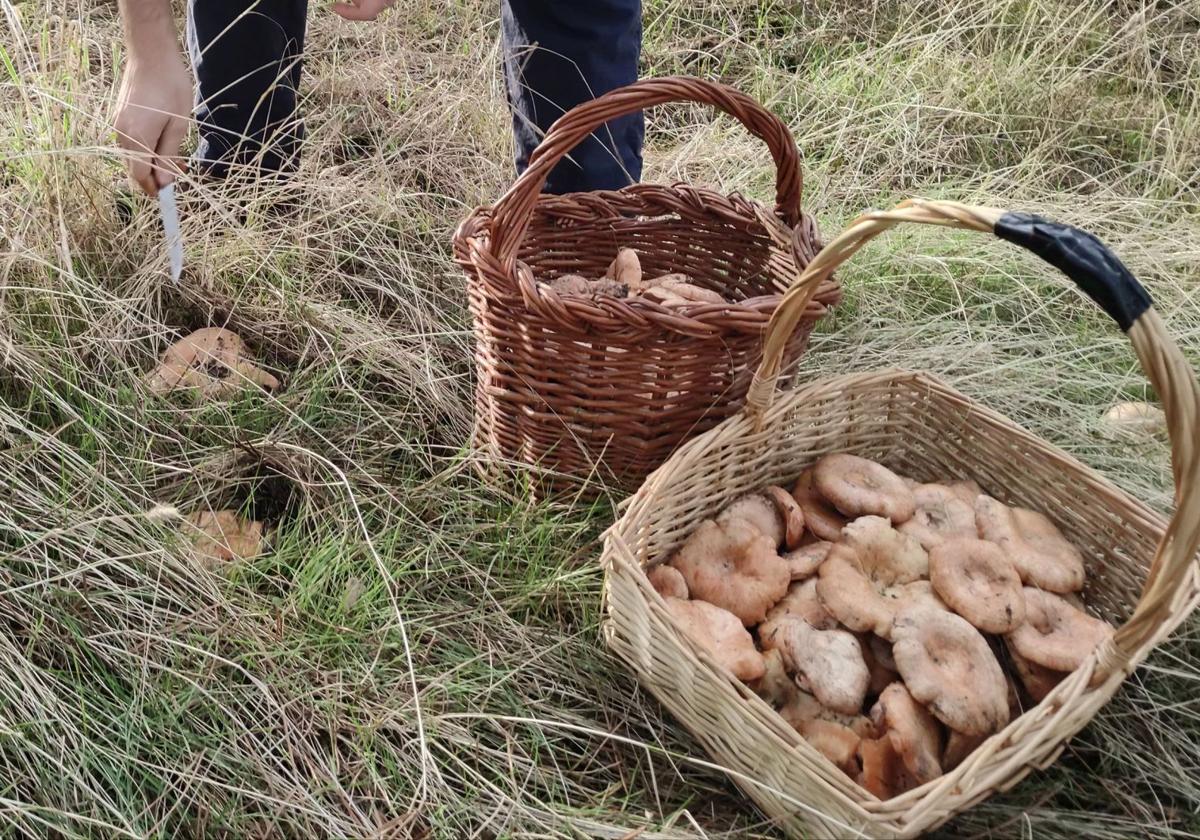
left=601, top=199, right=1200, bottom=838
left=453, top=77, right=840, bottom=494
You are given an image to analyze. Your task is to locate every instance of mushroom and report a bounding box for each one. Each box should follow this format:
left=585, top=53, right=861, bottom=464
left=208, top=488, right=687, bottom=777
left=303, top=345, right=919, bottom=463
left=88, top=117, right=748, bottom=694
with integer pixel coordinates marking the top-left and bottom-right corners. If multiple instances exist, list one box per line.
left=184, top=510, right=265, bottom=569
left=546, top=274, right=591, bottom=295
left=891, top=606, right=1009, bottom=736
left=783, top=540, right=832, bottom=580
left=942, top=730, right=986, bottom=771
left=773, top=617, right=870, bottom=715
left=1006, top=587, right=1114, bottom=672
left=646, top=564, right=688, bottom=599
left=860, top=634, right=900, bottom=695
left=147, top=328, right=279, bottom=399
left=669, top=519, right=790, bottom=626
left=778, top=689, right=875, bottom=738
left=929, top=538, right=1026, bottom=633
left=665, top=597, right=765, bottom=681
left=753, top=648, right=799, bottom=707
left=895, top=580, right=952, bottom=616
left=857, top=735, right=917, bottom=799
left=1006, top=642, right=1064, bottom=703
left=813, top=454, right=916, bottom=524
left=974, top=497, right=1085, bottom=593
left=871, top=682, right=943, bottom=784
left=606, top=247, right=641, bottom=290
left=759, top=577, right=838, bottom=649
left=841, top=516, right=929, bottom=584
left=947, top=480, right=984, bottom=505
left=647, top=273, right=725, bottom=304
left=797, top=719, right=864, bottom=774
left=790, top=469, right=848, bottom=541
left=1101, top=401, right=1166, bottom=438
left=715, top=487, right=804, bottom=550
left=817, top=544, right=896, bottom=636
left=898, top=484, right=977, bottom=549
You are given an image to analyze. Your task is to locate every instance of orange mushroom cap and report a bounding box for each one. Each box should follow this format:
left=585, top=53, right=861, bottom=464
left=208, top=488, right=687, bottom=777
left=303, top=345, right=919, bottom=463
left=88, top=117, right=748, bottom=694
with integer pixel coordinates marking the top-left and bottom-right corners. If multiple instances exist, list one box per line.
left=759, top=577, right=837, bottom=650
left=669, top=518, right=790, bottom=626
left=791, top=469, right=848, bottom=542
left=898, top=483, right=977, bottom=550
left=814, top=454, right=916, bottom=524
left=1005, top=641, right=1065, bottom=704
left=975, top=497, right=1085, bottom=593
left=782, top=540, right=832, bottom=581
left=185, top=510, right=265, bottom=569
left=892, top=606, right=1009, bottom=737
left=148, top=328, right=279, bottom=399
left=929, top=538, right=1026, bottom=633
left=646, top=564, right=688, bottom=600
left=774, top=617, right=871, bottom=716
left=841, top=516, right=929, bottom=585
left=871, top=682, right=944, bottom=785
left=1006, top=587, right=1114, bottom=672
left=665, top=597, right=765, bottom=681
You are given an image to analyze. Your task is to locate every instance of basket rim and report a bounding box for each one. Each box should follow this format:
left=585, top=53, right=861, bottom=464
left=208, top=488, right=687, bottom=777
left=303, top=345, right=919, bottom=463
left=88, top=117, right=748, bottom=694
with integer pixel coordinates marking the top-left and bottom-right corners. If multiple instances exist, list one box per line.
left=600, top=367, right=1188, bottom=837
left=453, top=182, right=841, bottom=339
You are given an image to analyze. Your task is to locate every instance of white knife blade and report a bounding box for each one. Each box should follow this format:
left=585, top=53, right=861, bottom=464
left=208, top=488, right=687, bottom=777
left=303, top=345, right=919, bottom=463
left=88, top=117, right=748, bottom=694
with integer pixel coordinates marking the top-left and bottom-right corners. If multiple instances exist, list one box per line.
left=157, top=182, right=183, bottom=283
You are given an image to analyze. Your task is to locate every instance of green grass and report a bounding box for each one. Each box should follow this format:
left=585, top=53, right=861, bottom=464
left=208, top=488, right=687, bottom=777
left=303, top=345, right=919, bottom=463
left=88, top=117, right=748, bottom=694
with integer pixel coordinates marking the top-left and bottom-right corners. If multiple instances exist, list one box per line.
left=1, top=0, right=1199, bottom=836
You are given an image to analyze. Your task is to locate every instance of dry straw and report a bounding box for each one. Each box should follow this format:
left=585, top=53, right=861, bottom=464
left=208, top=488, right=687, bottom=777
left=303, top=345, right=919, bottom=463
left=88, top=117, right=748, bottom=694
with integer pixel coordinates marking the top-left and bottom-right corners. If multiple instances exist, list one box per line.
left=454, top=77, right=840, bottom=494
left=601, top=199, right=1200, bottom=838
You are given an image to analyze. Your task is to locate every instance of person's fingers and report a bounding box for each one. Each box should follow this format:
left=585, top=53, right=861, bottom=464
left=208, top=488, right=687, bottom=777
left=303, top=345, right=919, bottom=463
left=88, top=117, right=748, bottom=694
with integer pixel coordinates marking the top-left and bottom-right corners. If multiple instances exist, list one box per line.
left=127, top=152, right=159, bottom=197
left=153, top=115, right=190, bottom=189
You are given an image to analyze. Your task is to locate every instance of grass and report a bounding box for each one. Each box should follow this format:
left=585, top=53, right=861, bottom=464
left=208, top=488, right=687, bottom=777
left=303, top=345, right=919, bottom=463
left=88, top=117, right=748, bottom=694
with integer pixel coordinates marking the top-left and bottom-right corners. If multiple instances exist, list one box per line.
left=1, top=0, right=1199, bottom=836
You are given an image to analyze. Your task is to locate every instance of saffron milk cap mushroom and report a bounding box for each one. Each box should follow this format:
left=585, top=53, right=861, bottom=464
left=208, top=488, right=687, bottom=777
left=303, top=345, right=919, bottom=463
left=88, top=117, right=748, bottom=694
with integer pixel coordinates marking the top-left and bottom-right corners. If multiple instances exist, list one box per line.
left=814, top=454, right=916, bottom=523
left=892, top=606, right=1009, bottom=736
left=871, top=682, right=943, bottom=784
left=782, top=540, right=832, bottom=580
left=1005, top=641, right=1065, bottom=703
left=817, top=544, right=897, bottom=636
left=899, top=484, right=977, bottom=550
left=1006, top=587, right=1115, bottom=672
left=754, top=648, right=799, bottom=707
left=669, top=518, right=789, bottom=626
left=841, top=516, right=929, bottom=584
left=779, top=689, right=875, bottom=738
left=606, top=247, right=642, bottom=290
left=774, top=617, right=871, bottom=715
left=148, top=328, right=279, bottom=399
left=975, top=497, right=1086, bottom=593
left=716, top=489, right=800, bottom=549
left=791, top=468, right=848, bottom=541
left=185, top=510, right=265, bottom=569
left=760, top=577, right=838, bottom=650
left=797, top=719, right=864, bottom=774
left=929, top=538, right=1026, bottom=633
left=646, top=564, right=688, bottom=599
left=665, top=597, right=765, bottom=681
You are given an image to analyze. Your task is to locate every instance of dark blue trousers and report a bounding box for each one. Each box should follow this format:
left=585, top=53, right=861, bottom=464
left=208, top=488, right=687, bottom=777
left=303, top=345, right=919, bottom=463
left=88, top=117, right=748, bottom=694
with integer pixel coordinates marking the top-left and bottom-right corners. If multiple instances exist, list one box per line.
left=186, top=1, right=643, bottom=193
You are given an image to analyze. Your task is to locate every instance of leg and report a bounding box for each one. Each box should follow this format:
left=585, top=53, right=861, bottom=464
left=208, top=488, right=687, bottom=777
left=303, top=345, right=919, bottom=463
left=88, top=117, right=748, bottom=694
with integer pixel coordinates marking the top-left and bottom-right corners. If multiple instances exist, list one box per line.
left=501, top=0, right=643, bottom=194
left=186, top=0, right=308, bottom=180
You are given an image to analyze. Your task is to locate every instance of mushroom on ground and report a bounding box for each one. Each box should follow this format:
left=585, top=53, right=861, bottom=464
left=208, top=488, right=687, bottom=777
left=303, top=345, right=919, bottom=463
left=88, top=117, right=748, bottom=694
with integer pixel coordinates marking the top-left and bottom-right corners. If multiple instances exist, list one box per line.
left=871, top=682, right=943, bottom=784
left=841, top=516, right=929, bottom=584
left=814, top=454, right=916, bottom=523
left=974, top=497, right=1086, bottom=593
left=759, top=577, right=838, bottom=649
left=606, top=247, right=642, bottom=290
left=1006, top=587, right=1114, bottom=672
left=929, top=538, right=1026, bottom=633
left=148, top=328, right=279, bottom=399
left=892, top=606, right=1010, bottom=736
left=753, top=648, right=799, bottom=707
left=899, top=483, right=978, bottom=550
left=783, top=540, right=832, bottom=580
left=647, top=564, right=688, bottom=599
left=1006, top=642, right=1064, bottom=703
left=665, top=597, right=765, bottom=681
left=716, top=487, right=803, bottom=550
left=669, top=518, right=790, bottom=626
left=1101, top=401, right=1166, bottom=438
left=790, top=468, right=848, bottom=541
left=185, top=510, right=265, bottom=569
left=773, top=617, right=871, bottom=715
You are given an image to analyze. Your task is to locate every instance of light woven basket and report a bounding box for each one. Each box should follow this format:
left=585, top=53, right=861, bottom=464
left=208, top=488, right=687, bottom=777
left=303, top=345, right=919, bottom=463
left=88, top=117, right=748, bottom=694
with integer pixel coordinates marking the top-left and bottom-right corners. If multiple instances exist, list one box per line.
left=453, top=77, right=840, bottom=495
left=600, top=199, right=1200, bottom=838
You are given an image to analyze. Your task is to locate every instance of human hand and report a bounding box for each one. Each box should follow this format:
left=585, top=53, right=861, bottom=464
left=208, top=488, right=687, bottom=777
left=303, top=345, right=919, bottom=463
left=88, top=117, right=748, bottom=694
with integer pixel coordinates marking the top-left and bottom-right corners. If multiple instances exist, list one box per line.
left=114, top=50, right=192, bottom=196
left=331, top=0, right=396, bottom=21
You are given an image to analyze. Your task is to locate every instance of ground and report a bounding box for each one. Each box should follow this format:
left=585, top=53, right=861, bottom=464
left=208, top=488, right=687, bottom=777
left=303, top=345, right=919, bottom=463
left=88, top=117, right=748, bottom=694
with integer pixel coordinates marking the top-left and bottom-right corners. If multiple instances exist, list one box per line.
left=1, top=0, right=1199, bottom=837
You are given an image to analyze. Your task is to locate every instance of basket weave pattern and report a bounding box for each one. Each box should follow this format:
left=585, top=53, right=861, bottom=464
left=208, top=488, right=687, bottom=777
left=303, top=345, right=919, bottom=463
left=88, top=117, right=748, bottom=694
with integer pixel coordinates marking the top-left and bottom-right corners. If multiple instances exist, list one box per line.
left=454, top=78, right=839, bottom=492
left=601, top=200, right=1200, bottom=838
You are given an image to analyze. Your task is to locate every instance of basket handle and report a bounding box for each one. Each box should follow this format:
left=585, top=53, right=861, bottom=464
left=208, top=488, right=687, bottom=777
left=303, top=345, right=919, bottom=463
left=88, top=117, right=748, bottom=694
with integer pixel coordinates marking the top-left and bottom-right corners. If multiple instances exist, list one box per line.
left=487, top=76, right=804, bottom=269
left=746, top=198, right=1200, bottom=663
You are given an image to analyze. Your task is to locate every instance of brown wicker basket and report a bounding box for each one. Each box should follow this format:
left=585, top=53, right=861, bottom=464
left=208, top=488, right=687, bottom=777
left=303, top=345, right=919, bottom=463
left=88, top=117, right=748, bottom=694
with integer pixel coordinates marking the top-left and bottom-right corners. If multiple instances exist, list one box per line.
left=453, top=77, right=840, bottom=494
left=601, top=199, right=1200, bottom=838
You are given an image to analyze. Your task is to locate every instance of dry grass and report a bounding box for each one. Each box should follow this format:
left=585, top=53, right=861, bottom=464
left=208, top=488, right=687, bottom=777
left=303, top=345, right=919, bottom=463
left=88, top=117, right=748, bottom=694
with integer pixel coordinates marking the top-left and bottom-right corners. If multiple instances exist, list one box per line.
left=0, top=0, right=1198, bottom=837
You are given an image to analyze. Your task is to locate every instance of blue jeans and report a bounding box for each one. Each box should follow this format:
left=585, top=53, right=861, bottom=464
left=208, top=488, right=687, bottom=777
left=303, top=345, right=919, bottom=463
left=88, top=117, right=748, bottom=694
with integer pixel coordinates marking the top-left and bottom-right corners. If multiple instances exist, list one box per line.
left=186, top=1, right=643, bottom=192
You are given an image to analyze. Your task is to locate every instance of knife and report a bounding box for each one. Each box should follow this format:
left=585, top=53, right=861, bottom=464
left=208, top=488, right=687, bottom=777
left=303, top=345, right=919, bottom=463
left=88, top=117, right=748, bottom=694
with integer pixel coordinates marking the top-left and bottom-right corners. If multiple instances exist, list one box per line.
left=157, top=182, right=183, bottom=283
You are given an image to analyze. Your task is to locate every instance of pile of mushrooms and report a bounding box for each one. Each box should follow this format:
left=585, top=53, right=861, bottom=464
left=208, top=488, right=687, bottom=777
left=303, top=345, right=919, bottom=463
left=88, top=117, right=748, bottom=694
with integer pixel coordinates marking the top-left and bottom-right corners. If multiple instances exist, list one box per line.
left=540, top=248, right=727, bottom=307
left=649, top=453, right=1115, bottom=799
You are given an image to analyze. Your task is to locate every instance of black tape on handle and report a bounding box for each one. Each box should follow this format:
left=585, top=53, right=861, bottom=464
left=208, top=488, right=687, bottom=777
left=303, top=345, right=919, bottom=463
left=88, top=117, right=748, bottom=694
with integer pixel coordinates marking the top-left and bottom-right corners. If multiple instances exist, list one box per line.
left=994, top=211, right=1153, bottom=332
